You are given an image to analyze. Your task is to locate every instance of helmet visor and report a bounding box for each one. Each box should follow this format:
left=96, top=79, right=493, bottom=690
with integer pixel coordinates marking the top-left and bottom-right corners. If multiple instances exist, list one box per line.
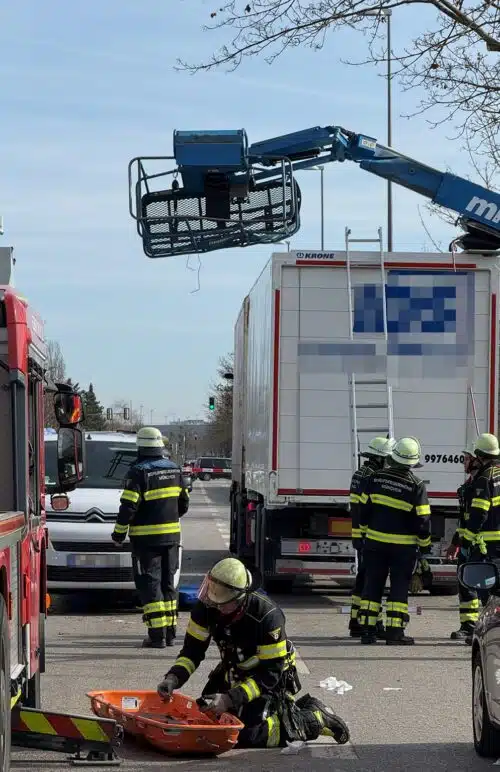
left=198, top=575, right=246, bottom=616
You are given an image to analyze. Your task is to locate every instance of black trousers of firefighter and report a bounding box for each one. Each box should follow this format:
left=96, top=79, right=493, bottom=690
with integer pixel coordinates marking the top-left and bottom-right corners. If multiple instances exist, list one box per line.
left=201, top=668, right=328, bottom=749
left=456, top=550, right=480, bottom=632
left=132, top=544, right=179, bottom=643
left=359, top=543, right=416, bottom=637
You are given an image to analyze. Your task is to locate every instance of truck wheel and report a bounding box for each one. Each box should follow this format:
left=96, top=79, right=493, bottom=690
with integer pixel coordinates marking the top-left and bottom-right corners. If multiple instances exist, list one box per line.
left=202, top=473, right=211, bottom=481
left=24, top=612, right=43, bottom=709
left=0, top=593, right=11, bottom=772
left=264, top=578, right=295, bottom=594
left=429, top=585, right=458, bottom=597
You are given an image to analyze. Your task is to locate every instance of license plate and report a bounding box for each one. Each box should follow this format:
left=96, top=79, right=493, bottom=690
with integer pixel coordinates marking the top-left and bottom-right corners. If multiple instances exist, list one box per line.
left=66, top=553, right=123, bottom=568
left=314, top=540, right=341, bottom=555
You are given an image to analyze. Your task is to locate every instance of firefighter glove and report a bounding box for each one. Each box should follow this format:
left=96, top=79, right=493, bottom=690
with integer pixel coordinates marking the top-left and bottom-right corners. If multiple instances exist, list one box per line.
left=111, top=531, right=126, bottom=544
left=157, top=674, right=179, bottom=700
left=200, top=692, right=233, bottom=717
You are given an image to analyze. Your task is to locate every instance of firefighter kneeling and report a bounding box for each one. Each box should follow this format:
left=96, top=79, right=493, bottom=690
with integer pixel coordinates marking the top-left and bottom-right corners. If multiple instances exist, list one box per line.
left=157, top=558, right=350, bottom=749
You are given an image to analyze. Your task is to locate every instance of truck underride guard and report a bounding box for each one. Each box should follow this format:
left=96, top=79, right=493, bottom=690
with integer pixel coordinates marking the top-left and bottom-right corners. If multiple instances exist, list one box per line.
left=11, top=706, right=123, bottom=767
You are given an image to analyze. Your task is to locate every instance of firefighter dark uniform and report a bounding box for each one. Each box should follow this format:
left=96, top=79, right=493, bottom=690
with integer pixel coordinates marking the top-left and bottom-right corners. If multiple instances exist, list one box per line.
left=461, top=435, right=500, bottom=607
left=358, top=436, right=431, bottom=646
left=157, top=558, right=350, bottom=749
left=349, top=436, right=395, bottom=638
left=449, top=449, right=481, bottom=640
left=111, top=427, right=189, bottom=648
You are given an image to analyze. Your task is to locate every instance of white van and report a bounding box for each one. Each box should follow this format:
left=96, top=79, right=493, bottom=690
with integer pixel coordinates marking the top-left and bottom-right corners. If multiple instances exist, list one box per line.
left=44, top=430, right=183, bottom=593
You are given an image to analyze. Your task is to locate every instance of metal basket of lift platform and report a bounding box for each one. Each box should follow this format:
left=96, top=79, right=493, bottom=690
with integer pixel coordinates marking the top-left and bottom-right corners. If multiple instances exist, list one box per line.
left=128, top=156, right=302, bottom=258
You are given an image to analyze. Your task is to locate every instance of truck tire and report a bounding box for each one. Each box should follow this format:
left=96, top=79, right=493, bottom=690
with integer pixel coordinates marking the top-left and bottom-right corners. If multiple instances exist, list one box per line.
left=24, top=612, right=44, bottom=709
left=202, top=473, right=211, bottom=482
left=0, top=593, right=11, bottom=772
left=429, top=585, right=458, bottom=597
left=263, top=577, right=295, bottom=594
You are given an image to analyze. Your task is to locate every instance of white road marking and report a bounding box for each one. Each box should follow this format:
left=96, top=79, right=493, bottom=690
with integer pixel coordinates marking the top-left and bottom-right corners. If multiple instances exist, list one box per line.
left=199, top=484, right=230, bottom=548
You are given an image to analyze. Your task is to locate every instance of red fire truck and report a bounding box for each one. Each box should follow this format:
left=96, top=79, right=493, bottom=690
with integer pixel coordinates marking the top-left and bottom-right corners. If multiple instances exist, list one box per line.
left=0, top=252, right=121, bottom=770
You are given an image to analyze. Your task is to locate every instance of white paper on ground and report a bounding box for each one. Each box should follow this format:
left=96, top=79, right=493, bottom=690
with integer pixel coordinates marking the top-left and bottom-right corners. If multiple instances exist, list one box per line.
left=281, top=740, right=306, bottom=754
left=319, top=676, right=353, bottom=695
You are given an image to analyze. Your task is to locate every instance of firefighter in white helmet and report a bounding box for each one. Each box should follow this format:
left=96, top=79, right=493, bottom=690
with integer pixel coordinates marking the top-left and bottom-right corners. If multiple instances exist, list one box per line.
left=460, top=434, right=500, bottom=623
left=111, top=427, right=190, bottom=648
left=357, top=437, right=431, bottom=645
left=157, top=557, right=350, bottom=749
left=348, top=436, right=396, bottom=639
left=446, top=442, right=482, bottom=641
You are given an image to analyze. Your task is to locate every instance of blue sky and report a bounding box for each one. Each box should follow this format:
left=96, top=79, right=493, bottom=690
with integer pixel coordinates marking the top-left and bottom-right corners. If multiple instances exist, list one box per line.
left=0, top=1, right=476, bottom=422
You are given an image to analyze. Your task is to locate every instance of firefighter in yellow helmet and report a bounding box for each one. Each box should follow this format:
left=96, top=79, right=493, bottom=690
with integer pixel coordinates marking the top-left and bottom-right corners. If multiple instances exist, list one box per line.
left=111, top=427, right=190, bottom=648
left=447, top=443, right=482, bottom=641
left=348, top=436, right=396, bottom=639
left=157, top=557, right=350, bottom=749
left=460, top=434, right=500, bottom=624
left=357, top=437, right=431, bottom=645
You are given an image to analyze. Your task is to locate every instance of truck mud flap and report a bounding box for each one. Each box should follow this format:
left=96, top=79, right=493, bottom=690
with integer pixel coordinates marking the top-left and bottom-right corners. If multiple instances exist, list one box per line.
left=11, top=706, right=123, bottom=766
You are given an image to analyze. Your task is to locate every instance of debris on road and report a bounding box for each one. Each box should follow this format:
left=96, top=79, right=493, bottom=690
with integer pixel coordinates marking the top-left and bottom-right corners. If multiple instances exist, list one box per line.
left=319, top=677, right=353, bottom=695
left=281, top=740, right=307, bottom=754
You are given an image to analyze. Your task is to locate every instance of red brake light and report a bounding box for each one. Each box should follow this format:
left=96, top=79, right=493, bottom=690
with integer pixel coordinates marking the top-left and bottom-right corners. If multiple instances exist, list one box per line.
left=299, top=541, right=311, bottom=553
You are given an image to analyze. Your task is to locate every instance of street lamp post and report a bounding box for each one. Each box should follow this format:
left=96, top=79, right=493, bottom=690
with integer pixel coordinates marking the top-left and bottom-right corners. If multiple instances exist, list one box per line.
left=364, top=9, right=393, bottom=252
left=305, top=165, right=325, bottom=249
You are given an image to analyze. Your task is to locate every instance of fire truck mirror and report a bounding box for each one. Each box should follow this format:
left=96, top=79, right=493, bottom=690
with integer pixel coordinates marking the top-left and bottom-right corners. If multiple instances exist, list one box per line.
left=56, top=427, right=85, bottom=491
left=54, top=392, right=84, bottom=428
left=50, top=492, right=69, bottom=511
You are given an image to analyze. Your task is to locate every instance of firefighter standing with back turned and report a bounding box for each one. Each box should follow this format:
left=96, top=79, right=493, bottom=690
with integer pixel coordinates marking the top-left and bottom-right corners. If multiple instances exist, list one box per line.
left=157, top=557, right=350, bottom=750
left=111, top=427, right=190, bottom=648
left=348, top=436, right=395, bottom=639
left=460, top=433, right=500, bottom=618
left=446, top=443, right=481, bottom=641
left=358, top=437, right=431, bottom=646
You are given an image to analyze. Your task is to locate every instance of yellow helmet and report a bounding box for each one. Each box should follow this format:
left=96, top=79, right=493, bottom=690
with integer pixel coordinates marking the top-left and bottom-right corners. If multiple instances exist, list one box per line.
left=198, top=558, right=252, bottom=615
left=136, top=426, right=164, bottom=449
left=391, top=437, right=421, bottom=467
left=361, top=436, right=395, bottom=459
left=474, top=433, right=500, bottom=457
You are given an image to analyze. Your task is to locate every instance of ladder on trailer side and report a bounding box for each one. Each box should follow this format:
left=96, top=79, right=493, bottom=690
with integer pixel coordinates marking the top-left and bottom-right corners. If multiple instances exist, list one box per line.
left=345, top=226, right=395, bottom=473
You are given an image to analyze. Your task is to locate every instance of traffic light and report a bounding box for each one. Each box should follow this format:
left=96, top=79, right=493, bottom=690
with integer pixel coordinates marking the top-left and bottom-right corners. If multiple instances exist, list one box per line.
left=209, top=396, right=215, bottom=411
left=106, top=408, right=113, bottom=420
left=123, top=407, right=130, bottom=420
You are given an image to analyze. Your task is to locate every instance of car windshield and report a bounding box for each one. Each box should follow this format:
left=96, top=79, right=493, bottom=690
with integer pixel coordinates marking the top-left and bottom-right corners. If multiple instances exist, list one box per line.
left=44, top=440, right=137, bottom=490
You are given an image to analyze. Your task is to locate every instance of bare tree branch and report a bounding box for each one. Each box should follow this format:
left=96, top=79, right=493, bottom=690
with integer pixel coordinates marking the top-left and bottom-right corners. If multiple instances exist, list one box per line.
left=178, top=1, right=500, bottom=160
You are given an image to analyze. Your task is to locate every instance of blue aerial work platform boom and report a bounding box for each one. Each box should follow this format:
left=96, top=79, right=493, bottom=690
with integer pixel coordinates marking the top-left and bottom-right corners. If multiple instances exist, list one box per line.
left=128, top=125, right=500, bottom=258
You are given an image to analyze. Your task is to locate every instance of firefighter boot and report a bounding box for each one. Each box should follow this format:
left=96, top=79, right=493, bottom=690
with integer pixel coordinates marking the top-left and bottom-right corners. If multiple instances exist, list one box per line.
left=165, top=626, right=176, bottom=647
left=450, top=625, right=474, bottom=641
left=142, top=630, right=166, bottom=649
left=296, top=694, right=350, bottom=745
left=385, top=629, right=414, bottom=646
left=376, top=620, right=386, bottom=640
left=348, top=619, right=364, bottom=638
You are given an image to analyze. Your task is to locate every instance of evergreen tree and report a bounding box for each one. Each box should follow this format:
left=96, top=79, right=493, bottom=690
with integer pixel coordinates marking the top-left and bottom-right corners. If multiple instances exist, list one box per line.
left=82, top=383, right=106, bottom=431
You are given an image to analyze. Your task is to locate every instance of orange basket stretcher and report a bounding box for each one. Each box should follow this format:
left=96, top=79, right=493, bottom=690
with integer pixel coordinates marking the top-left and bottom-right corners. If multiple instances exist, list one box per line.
left=87, top=690, right=244, bottom=756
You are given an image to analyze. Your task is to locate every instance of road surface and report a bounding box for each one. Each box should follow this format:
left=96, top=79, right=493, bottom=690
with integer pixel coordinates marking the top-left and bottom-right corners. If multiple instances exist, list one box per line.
left=11, top=481, right=491, bottom=771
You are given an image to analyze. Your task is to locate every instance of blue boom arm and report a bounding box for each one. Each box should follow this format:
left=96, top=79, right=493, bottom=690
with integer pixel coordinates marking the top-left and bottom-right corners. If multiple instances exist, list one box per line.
left=129, top=125, right=500, bottom=258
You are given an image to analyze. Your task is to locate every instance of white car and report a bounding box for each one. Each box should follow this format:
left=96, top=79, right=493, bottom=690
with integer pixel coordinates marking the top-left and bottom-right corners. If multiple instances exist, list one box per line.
left=44, top=430, right=182, bottom=593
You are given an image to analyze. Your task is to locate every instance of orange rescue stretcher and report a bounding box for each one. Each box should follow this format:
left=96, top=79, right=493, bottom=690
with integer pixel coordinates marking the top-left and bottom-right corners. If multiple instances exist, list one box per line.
left=87, top=690, right=244, bottom=757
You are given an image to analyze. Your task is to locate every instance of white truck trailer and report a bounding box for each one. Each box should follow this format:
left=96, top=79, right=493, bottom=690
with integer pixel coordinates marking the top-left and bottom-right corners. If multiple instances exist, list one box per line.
left=229, top=241, right=499, bottom=594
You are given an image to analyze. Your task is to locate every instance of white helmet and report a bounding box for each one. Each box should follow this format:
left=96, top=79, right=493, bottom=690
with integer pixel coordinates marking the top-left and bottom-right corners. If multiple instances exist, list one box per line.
left=361, top=436, right=395, bottom=459
left=462, top=442, right=476, bottom=456
left=198, top=557, right=252, bottom=616
left=136, top=426, right=164, bottom=449
left=474, top=433, right=500, bottom=457
left=391, top=437, right=421, bottom=467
